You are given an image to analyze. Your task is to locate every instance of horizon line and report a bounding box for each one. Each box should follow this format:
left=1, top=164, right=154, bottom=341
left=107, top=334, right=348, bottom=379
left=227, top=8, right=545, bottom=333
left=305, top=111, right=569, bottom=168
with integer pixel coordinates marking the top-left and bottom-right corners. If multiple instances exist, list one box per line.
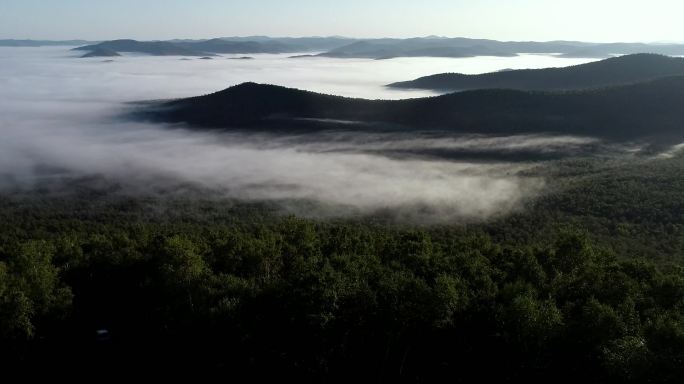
left=2, top=35, right=681, bottom=45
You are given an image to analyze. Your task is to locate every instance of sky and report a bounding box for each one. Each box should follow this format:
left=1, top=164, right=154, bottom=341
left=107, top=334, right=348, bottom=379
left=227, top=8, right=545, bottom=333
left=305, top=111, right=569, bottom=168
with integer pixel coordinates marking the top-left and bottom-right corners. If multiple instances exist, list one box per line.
left=0, top=0, right=682, bottom=42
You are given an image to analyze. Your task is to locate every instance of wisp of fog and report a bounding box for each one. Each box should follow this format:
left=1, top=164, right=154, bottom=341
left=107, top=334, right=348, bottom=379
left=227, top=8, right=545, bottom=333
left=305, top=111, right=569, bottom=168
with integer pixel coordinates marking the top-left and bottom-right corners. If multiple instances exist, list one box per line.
left=0, top=47, right=603, bottom=221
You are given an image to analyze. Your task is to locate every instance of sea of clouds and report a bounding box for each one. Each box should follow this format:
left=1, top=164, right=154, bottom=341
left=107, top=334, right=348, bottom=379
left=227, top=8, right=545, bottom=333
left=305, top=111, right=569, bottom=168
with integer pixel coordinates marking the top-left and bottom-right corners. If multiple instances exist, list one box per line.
left=0, top=47, right=605, bottom=221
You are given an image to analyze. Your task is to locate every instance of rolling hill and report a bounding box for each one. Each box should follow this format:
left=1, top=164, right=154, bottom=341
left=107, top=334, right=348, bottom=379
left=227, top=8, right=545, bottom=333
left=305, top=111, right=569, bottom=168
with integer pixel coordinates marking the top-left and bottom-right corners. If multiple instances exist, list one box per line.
left=388, top=54, right=684, bottom=91
left=140, top=76, right=684, bottom=142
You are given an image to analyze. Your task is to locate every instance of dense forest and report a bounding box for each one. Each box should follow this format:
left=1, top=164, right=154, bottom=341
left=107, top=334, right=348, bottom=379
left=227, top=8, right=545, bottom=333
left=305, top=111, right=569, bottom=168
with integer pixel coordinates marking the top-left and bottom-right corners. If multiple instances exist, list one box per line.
left=1, top=151, right=683, bottom=381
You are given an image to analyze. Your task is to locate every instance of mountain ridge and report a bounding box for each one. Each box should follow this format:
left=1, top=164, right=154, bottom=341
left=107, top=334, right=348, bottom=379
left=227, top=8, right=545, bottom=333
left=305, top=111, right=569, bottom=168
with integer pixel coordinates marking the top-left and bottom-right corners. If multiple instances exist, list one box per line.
left=70, top=37, right=684, bottom=59
left=388, top=54, right=684, bottom=91
left=139, top=76, right=684, bottom=142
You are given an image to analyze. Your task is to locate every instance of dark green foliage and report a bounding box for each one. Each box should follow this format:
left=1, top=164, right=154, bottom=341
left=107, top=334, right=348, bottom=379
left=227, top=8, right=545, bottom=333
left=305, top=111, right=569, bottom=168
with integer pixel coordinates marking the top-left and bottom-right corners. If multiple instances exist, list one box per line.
left=0, top=241, right=72, bottom=339
left=0, top=190, right=682, bottom=381
left=2, top=154, right=684, bottom=380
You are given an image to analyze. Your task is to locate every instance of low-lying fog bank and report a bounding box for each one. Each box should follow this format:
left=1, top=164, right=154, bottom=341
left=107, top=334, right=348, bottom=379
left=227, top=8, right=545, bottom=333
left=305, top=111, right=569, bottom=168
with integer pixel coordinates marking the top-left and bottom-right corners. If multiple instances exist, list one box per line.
left=0, top=47, right=670, bottom=222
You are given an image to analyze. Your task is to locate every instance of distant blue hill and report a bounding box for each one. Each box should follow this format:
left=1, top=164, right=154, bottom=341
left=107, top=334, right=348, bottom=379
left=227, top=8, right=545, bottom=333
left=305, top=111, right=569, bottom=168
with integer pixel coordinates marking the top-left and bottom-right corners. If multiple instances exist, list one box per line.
left=17, top=36, right=683, bottom=59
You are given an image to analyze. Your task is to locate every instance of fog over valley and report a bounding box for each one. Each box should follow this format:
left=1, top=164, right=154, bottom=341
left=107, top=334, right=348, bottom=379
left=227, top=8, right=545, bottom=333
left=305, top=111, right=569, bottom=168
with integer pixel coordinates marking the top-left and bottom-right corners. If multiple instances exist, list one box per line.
left=4, top=1, right=684, bottom=379
left=0, top=47, right=608, bottom=221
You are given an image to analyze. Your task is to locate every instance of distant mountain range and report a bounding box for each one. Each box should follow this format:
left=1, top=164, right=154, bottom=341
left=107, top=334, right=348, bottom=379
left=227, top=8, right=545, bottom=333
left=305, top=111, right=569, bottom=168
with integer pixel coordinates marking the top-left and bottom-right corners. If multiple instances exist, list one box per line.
left=388, top=54, right=684, bottom=91
left=557, top=43, right=684, bottom=58
left=314, top=38, right=684, bottom=60
left=73, top=37, right=356, bottom=57
left=0, top=39, right=94, bottom=47
left=64, top=37, right=684, bottom=59
left=317, top=39, right=517, bottom=59
left=74, top=40, right=208, bottom=56
left=139, top=75, right=684, bottom=143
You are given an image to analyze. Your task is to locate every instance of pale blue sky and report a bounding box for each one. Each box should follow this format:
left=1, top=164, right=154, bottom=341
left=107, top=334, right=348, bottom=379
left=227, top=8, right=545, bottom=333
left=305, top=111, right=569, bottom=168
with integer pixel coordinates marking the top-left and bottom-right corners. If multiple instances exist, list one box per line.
left=1, top=0, right=682, bottom=42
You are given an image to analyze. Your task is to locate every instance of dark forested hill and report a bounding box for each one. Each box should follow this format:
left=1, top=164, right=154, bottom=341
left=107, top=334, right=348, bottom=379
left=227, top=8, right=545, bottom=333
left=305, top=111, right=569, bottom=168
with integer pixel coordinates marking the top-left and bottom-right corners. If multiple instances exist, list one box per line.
left=141, top=76, right=684, bottom=142
left=388, top=54, right=684, bottom=91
